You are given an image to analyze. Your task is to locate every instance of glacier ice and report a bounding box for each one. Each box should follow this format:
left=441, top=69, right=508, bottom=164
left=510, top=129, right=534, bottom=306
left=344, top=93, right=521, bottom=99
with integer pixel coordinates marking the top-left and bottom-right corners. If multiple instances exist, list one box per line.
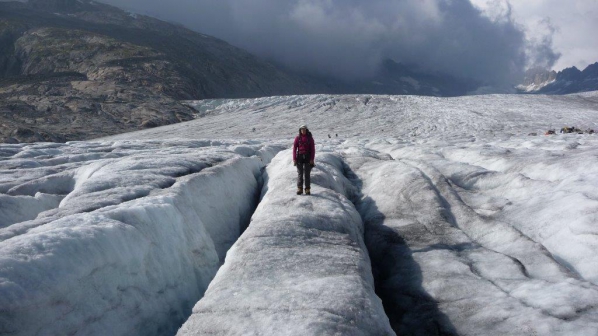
left=2, top=92, right=598, bottom=335
left=343, top=144, right=598, bottom=335
left=177, top=150, right=394, bottom=335
left=0, top=140, right=281, bottom=335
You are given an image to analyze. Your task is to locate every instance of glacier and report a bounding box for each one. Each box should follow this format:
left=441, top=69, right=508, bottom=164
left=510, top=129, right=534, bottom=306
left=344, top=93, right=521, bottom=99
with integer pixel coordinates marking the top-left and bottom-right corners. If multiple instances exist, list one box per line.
left=1, top=92, right=598, bottom=335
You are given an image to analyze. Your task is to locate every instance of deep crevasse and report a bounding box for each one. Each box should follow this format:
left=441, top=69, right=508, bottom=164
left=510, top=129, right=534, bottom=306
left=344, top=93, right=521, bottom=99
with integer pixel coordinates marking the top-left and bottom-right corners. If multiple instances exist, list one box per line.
left=177, top=149, right=395, bottom=335
left=344, top=144, right=598, bottom=336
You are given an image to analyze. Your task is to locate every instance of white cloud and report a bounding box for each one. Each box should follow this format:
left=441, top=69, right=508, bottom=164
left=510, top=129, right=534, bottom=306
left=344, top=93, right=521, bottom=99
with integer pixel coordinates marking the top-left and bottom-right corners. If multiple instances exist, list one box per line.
left=472, top=0, right=598, bottom=71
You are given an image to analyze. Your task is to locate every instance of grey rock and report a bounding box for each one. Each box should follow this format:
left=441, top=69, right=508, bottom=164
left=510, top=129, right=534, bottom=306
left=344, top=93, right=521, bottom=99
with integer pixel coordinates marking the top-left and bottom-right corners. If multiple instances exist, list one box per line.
left=12, top=127, right=34, bottom=137
left=518, top=63, right=598, bottom=94
left=3, top=137, right=19, bottom=144
left=140, top=119, right=159, bottom=128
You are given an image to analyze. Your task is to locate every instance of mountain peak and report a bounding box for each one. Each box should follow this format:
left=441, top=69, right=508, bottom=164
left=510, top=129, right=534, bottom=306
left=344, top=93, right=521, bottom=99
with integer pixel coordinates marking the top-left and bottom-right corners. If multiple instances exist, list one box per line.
left=582, top=62, right=598, bottom=76
left=518, top=62, right=598, bottom=94
left=557, top=66, right=583, bottom=82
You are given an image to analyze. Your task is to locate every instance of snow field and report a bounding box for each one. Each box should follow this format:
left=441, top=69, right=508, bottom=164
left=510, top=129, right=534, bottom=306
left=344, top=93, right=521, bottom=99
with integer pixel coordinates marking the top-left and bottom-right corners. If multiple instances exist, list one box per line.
left=106, top=93, right=598, bottom=143
left=0, top=140, right=282, bottom=335
left=177, top=150, right=394, bottom=335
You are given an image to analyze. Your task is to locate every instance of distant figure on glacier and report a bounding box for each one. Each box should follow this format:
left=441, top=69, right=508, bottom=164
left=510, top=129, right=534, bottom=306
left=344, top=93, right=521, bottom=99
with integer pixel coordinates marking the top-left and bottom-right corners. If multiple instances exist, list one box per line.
left=293, top=125, right=315, bottom=195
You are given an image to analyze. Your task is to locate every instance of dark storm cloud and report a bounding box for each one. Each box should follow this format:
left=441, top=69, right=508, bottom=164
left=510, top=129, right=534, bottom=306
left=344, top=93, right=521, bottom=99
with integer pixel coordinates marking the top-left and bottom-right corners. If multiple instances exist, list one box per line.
left=524, top=18, right=561, bottom=70
left=101, top=0, right=556, bottom=85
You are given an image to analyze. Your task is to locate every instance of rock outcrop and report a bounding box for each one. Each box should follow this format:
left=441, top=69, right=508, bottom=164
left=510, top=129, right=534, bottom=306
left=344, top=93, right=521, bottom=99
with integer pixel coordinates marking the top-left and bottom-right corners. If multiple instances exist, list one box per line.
left=517, top=63, right=598, bottom=94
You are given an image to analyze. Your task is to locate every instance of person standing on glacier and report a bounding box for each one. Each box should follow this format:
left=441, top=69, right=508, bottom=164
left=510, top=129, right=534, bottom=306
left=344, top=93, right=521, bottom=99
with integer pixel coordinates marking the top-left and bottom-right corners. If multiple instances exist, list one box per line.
left=293, top=125, right=315, bottom=195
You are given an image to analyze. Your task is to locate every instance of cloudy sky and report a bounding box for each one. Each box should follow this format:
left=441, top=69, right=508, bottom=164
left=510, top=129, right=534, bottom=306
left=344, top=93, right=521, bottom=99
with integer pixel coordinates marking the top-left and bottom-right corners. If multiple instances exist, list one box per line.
left=471, top=0, right=598, bottom=71
left=101, top=0, right=598, bottom=85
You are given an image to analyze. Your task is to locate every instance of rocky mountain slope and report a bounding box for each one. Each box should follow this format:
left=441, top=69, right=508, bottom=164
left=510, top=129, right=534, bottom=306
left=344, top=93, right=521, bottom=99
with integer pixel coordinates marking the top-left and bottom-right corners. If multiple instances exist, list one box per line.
left=0, top=0, right=325, bottom=143
left=517, top=63, right=598, bottom=94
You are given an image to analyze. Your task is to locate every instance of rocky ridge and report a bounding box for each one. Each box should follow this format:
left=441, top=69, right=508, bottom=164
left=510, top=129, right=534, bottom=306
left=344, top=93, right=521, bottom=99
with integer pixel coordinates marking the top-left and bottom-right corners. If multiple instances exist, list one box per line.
left=517, top=63, right=598, bottom=94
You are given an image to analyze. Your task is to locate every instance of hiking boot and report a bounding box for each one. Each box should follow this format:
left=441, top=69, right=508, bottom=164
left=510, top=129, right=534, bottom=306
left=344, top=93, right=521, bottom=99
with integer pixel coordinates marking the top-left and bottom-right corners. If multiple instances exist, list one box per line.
left=305, top=188, right=310, bottom=195
left=297, top=187, right=303, bottom=195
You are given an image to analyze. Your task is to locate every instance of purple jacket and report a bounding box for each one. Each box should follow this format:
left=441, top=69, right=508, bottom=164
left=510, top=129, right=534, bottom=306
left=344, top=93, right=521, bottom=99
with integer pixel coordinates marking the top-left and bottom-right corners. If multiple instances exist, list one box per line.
left=293, top=134, right=315, bottom=162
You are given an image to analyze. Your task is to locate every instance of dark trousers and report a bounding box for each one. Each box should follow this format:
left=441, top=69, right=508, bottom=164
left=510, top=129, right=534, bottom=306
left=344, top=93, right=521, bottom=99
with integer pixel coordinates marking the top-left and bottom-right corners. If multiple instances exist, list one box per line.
left=296, top=154, right=312, bottom=189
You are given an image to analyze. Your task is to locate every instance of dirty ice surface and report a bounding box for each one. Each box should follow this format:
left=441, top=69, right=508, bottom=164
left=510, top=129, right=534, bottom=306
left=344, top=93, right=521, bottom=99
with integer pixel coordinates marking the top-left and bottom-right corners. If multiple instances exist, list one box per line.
left=2, top=92, right=598, bottom=336
left=178, top=150, right=393, bottom=335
